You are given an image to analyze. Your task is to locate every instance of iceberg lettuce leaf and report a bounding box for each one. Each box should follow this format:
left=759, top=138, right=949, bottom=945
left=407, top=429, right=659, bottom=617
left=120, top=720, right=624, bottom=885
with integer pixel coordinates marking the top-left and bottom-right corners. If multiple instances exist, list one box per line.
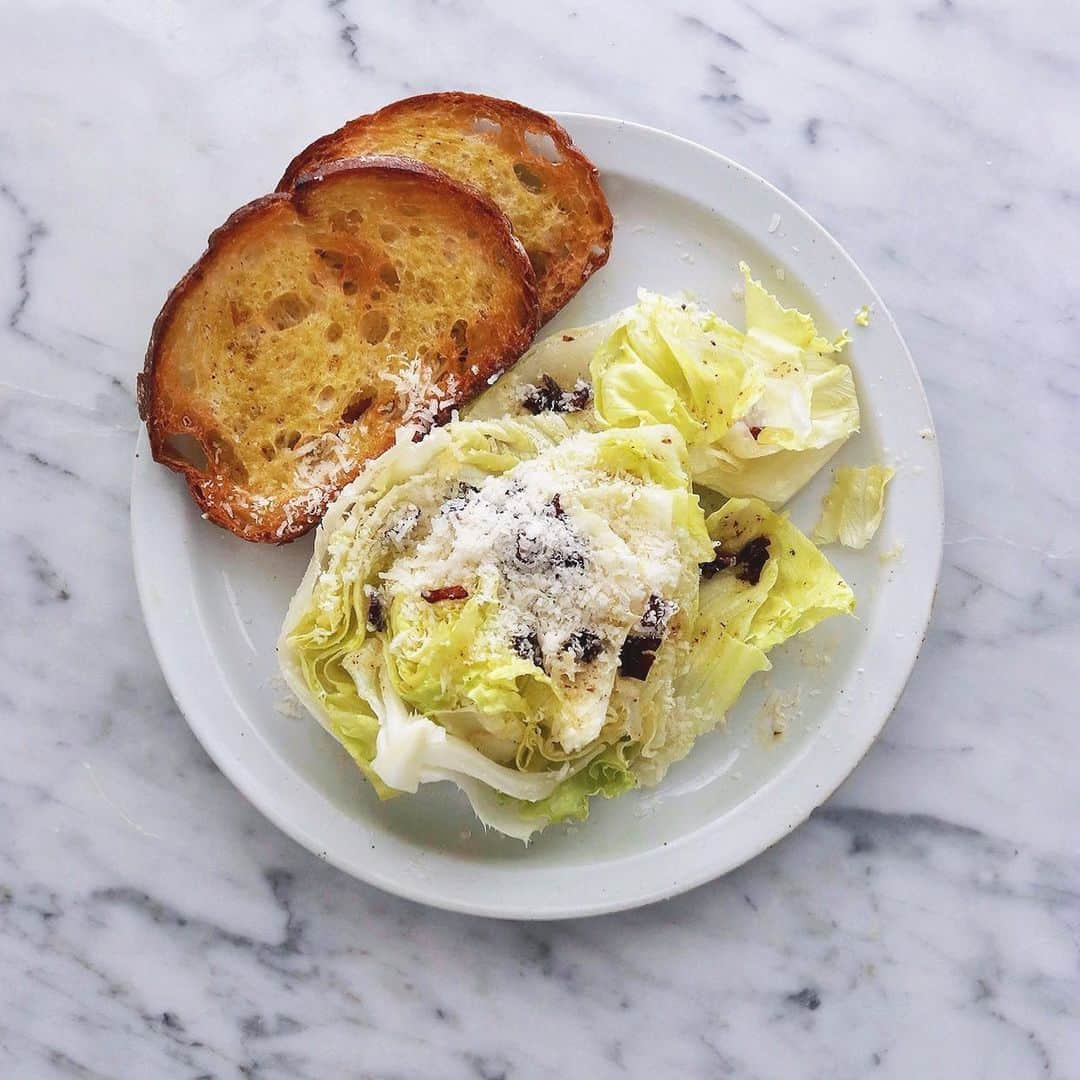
left=279, top=415, right=718, bottom=840
left=587, top=275, right=859, bottom=505
left=514, top=742, right=637, bottom=825
left=591, top=292, right=760, bottom=446
left=704, top=497, right=856, bottom=650
left=671, top=499, right=853, bottom=753
left=813, top=464, right=895, bottom=549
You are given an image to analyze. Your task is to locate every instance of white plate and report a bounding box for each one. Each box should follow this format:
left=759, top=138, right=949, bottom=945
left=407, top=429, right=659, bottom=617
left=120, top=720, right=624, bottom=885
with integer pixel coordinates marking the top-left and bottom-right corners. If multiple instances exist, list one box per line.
left=132, top=115, right=943, bottom=919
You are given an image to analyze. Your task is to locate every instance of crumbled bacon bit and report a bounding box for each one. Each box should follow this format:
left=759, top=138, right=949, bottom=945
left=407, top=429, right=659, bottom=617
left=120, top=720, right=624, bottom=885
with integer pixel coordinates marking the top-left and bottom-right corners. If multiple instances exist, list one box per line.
left=364, top=585, right=386, bottom=632
left=734, top=536, right=771, bottom=585
left=639, top=594, right=677, bottom=635
left=564, top=628, right=603, bottom=663
left=564, top=381, right=593, bottom=412
left=619, top=595, right=677, bottom=680
left=749, top=425, right=763, bottom=439
left=619, top=633, right=662, bottom=680
left=700, top=536, right=772, bottom=584
left=700, top=546, right=737, bottom=579
left=511, top=630, right=544, bottom=669
left=521, top=374, right=562, bottom=414
left=521, top=374, right=593, bottom=415
left=421, top=585, right=469, bottom=603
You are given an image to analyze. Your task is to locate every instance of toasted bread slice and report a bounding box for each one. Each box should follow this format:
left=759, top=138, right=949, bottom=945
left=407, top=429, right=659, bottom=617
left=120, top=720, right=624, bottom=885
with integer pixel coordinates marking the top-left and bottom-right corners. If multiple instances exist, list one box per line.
left=138, top=156, right=540, bottom=543
left=278, top=93, right=613, bottom=323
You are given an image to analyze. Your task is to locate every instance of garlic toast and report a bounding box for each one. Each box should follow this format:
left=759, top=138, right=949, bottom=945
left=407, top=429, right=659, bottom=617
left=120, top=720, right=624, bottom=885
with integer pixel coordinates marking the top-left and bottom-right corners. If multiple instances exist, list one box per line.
left=278, top=93, right=612, bottom=322
left=138, top=156, right=540, bottom=542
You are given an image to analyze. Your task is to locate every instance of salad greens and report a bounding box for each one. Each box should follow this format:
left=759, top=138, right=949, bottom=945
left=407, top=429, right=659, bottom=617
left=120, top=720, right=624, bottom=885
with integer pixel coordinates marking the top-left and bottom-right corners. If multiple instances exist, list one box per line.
left=280, top=407, right=855, bottom=839
left=590, top=265, right=859, bottom=504
left=813, top=464, right=895, bottom=549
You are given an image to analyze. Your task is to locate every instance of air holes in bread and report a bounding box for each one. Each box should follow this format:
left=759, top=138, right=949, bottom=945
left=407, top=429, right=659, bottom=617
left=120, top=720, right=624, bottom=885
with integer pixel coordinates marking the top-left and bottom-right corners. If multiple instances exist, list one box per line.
left=265, top=292, right=311, bottom=331
left=325, top=321, right=343, bottom=342
left=361, top=310, right=390, bottom=344
left=315, top=386, right=336, bottom=412
left=317, top=249, right=346, bottom=271
left=472, top=116, right=502, bottom=135
left=527, top=248, right=549, bottom=278
left=524, top=129, right=562, bottom=163
left=513, top=163, right=544, bottom=193
left=379, top=263, right=400, bottom=289
left=164, top=432, right=209, bottom=471
left=379, top=223, right=401, bottom=242
left=451, top=318, right=469, bottom=359
left=342, top=391, right=374, bottom=424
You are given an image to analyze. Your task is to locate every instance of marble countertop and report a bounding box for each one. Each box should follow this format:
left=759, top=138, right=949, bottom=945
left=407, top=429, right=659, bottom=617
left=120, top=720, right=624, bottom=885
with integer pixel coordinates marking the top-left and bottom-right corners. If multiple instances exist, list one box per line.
left=3, top=1, right=1078, bottom=1076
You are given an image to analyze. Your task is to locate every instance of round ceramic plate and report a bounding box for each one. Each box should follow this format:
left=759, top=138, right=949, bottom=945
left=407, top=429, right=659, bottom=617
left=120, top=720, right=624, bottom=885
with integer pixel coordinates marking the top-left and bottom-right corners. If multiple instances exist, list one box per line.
left=132, top=114, right=943, bottom=919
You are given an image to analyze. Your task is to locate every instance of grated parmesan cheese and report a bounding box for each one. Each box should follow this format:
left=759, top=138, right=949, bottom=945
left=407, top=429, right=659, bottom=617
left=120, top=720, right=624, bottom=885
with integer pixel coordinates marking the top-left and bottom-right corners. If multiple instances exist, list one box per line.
left=267, top=675, right=305, bottom=719
left=761, top=686, right=800, bottom=737
left=381, top=434, right=683, bottom=751
left=380, top=354, right=445, bottom=432
left=879, top=540, right=905, bottom=564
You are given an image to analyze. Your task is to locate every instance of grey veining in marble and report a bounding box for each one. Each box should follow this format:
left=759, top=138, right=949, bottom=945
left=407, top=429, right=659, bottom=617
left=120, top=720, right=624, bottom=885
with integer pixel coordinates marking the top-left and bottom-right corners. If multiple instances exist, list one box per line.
left=1, top=1, right=1078, bottom=1076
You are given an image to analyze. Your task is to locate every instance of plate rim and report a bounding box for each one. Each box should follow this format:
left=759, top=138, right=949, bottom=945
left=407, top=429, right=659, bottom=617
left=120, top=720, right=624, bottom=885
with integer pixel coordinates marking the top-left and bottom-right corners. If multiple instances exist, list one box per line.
left=131, top=112, right=944, bottom=919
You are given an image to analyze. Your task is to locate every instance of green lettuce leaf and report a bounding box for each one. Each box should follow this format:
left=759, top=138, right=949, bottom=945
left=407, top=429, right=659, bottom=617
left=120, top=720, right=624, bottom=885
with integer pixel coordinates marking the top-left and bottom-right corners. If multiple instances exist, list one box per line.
left=813, top=464, right=895, bottom=549
left=703, top=497, right=856, bottom=650
left=515, top=742, right=637, bottom=825
left=669, top=498, right=854, bottom=767
left=588, top=270, right=860, bottom=505
left=278, top=418, right=573, bottom=805
left=386, top=568, right=549, bottom=721
left=591, top=291, right=759, bottom=445
left=279, top=415, right=714, bottom=840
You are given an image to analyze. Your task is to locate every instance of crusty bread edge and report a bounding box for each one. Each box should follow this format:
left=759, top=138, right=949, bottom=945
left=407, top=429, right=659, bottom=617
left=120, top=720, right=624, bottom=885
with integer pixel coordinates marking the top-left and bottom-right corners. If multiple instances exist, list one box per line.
left=138, top=156, right=540, bottom=544
left=276, top=92, right=614, bottom=319
left=137, top=193, right=297, bottom=541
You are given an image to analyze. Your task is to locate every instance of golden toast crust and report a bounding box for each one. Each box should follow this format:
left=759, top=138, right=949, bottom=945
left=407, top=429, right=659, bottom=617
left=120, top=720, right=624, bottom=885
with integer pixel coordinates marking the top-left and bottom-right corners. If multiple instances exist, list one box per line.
left=139, top=156, right=540, bottom=543
left=278, top=92, right=613, bottom=322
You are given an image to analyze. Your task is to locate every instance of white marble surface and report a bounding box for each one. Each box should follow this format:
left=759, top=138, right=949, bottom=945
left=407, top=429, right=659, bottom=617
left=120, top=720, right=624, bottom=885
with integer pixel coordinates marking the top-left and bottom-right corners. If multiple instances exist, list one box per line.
left=2, top=0, right=1078, bottom=1075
